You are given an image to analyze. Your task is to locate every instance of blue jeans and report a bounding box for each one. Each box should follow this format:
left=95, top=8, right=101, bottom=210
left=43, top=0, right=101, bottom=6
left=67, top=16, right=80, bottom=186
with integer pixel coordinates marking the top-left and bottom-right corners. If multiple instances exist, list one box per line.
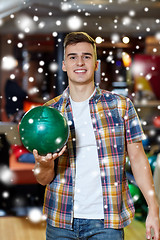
left=46, top=218, right=124, bottom=240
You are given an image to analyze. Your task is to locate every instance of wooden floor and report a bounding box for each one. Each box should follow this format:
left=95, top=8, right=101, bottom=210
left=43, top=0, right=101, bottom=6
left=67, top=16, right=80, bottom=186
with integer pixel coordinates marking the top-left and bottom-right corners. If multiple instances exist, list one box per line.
left=0, top=216, right=146, bottom=240
left=0, top=216, right=46, bottom=240
left=125, top=219, right=146, bottom=240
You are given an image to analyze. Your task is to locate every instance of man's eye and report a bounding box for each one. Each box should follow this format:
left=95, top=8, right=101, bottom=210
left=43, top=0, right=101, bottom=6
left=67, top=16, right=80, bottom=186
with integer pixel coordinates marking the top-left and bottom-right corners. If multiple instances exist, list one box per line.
left=84, top=56, right=90, bottom=59
left=70, top=56, right=76, bottom=60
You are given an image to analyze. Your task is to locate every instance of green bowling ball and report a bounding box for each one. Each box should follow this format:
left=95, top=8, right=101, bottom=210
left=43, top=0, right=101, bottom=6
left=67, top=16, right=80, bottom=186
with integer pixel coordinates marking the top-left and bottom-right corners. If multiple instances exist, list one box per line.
left=128, top=183, right=141, bottom=204
left=19, top=106, right=69, bottom=155
left=129, top=183, right=147, bottom=219
left=148, top=155, right=157, bottom=173
left=125, top=156, right=131, bottom=173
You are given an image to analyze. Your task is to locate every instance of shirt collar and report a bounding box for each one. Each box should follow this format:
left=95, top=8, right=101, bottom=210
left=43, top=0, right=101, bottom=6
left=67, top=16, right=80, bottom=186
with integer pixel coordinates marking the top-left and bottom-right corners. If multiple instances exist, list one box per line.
left=62, top=85, right=102, bottom=106
left=90, top=85, right=102, bottom=102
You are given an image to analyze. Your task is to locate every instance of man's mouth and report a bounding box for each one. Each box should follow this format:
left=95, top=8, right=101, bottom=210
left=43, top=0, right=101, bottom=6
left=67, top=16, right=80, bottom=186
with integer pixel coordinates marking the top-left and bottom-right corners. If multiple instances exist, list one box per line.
left=74, top=69, right=87, bottom=73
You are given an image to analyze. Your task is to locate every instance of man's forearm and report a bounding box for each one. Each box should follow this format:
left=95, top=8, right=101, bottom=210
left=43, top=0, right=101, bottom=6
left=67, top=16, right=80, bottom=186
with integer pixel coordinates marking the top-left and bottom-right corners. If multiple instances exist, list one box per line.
left=127, top=142, right=158, bottom=209
left=132, top=157, right=158, bottom=209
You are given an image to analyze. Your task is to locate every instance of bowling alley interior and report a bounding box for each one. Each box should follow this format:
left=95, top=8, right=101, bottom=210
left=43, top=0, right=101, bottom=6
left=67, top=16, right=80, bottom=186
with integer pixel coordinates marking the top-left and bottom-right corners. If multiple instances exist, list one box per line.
left=0, top=0, right=160, bottom=239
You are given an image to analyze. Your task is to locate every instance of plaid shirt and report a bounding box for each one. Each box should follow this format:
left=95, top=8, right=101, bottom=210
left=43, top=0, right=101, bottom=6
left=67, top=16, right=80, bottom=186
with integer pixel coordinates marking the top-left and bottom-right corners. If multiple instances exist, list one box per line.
left=43, top=86, right=144, bottom=230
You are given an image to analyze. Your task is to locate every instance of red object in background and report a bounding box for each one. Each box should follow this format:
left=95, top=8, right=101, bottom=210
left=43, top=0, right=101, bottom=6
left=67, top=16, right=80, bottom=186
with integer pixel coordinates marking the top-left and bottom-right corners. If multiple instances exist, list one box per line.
left=11, top=145, right=29, bottom=159
left=153, top=116, right=160, bottom=128
left=9, top=153, right=36, bottom=184
left=23, top=101, right=43, bottom=112
left=133, top=54, right=160, bottom=100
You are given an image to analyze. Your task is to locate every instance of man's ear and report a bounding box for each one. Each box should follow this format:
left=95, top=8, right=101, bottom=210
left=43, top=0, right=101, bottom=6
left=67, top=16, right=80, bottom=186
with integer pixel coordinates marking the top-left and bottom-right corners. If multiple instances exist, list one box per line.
left=94, top=60, right=99, bottom=71
left=62, top=60, right=66, bottom=72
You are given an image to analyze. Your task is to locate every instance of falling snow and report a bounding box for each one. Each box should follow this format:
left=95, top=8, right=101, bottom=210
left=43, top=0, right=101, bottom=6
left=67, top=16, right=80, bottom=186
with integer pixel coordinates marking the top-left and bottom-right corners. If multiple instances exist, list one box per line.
left=0, top=0, right=160, bottom=228
left=28, top=208, right=43, bottom=223
left=0, top=165, right=15, bottom=185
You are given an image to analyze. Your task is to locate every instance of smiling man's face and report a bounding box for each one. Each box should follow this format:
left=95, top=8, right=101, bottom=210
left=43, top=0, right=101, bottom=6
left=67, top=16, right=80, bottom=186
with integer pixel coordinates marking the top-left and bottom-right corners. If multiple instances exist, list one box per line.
left=62, top=42, right=98, bottom=86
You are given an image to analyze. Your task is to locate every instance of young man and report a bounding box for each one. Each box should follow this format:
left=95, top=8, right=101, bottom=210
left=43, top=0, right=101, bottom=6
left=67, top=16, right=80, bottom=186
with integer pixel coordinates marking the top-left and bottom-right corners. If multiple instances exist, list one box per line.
left=33, top=32, right=160, bottom=240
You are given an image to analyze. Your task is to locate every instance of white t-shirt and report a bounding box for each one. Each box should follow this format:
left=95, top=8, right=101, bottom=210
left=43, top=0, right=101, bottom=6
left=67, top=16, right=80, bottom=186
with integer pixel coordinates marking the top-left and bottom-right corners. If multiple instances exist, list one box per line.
left=70, top=92, right=104, bottom=219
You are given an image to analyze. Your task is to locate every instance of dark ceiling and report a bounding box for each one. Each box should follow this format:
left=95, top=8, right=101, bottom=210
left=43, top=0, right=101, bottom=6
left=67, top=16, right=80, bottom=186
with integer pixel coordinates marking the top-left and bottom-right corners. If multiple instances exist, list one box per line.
left=0, top=0, right=160, bottom=38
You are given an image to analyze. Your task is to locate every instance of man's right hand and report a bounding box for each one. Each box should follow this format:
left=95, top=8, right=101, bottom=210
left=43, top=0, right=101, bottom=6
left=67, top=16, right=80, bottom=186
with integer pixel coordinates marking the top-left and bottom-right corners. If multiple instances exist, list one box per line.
left=33, top=145, right=66, bottom=185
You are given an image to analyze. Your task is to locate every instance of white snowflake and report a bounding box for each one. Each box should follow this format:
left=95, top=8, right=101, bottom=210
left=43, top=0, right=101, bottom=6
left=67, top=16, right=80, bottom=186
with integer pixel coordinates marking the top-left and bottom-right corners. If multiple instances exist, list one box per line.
left=28, top=208, right=42, bottom=223
left=67, top=16, right=82, bottom=30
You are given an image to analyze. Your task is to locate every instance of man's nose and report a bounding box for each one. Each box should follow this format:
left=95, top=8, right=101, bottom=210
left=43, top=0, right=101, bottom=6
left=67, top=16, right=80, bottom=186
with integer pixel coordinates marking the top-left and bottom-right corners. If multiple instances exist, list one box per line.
left=77, top=56, right=85, bottom=66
